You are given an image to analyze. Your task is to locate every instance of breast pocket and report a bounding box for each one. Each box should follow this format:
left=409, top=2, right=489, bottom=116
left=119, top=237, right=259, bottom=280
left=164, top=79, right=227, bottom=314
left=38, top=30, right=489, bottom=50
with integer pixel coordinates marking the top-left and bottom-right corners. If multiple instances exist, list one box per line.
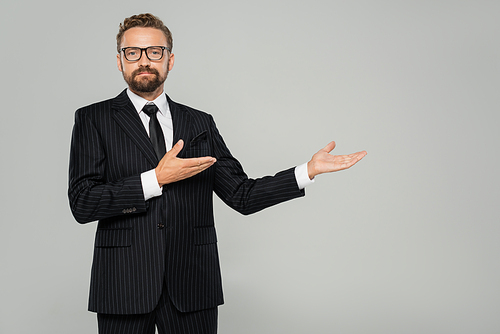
left=187, top=131, right=209, bottom=157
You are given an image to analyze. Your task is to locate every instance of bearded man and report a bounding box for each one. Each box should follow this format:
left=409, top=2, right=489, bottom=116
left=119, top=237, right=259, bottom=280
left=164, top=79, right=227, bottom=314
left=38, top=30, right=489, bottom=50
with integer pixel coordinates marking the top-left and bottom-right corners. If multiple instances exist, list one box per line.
left=68, top=13, right=366, bottom=334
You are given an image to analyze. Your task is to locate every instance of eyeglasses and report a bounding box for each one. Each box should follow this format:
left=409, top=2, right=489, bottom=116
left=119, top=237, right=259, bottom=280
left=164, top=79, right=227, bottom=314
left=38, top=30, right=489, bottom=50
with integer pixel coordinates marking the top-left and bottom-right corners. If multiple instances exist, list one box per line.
left=120, top=46, right=170, bottom=61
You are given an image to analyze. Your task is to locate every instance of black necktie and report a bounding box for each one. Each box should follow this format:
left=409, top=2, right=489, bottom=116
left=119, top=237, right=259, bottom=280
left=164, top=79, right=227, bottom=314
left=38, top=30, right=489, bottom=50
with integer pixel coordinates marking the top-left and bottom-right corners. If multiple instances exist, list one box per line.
left=142, top=103, right=166, bottom=160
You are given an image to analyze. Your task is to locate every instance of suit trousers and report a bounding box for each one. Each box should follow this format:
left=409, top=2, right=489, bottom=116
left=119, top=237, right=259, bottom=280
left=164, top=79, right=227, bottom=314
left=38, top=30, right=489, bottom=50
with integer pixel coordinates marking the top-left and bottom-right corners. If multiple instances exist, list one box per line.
left=97, top=280, right=218, bottom=334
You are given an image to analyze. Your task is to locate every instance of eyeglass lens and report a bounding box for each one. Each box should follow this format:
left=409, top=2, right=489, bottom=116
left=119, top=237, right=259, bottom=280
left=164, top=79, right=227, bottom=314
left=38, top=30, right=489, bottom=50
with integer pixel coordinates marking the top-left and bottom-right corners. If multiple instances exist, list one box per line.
left=124, top=47, right=164, bottom=61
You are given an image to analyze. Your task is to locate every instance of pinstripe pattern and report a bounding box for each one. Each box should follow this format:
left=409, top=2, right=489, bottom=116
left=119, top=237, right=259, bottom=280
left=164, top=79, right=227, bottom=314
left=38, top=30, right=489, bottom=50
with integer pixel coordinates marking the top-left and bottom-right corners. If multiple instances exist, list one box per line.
left=97, top=281, right=217, bottom=334
left=68, top=89, right=305, bottom=315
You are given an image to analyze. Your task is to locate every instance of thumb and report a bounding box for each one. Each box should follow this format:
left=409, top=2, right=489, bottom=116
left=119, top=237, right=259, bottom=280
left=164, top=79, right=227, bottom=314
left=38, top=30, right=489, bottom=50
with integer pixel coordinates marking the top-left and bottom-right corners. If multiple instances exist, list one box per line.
left=169, top=139, right=184, bottom=157
left=322, top=141, right=336, bottom=153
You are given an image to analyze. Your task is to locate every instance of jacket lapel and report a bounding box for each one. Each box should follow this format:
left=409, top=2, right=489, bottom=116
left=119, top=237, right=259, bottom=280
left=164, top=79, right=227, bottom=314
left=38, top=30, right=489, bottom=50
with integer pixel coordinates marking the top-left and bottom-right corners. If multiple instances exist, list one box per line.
left=111, top=90, right=159, bottom=166
left=167, top=95, right=192, bottom=158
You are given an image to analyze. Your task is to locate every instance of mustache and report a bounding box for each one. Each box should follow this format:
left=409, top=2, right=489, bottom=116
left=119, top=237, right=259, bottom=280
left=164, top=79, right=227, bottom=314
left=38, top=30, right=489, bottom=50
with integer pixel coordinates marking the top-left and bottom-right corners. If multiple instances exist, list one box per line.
left=132, top=67, right=160, bottom=77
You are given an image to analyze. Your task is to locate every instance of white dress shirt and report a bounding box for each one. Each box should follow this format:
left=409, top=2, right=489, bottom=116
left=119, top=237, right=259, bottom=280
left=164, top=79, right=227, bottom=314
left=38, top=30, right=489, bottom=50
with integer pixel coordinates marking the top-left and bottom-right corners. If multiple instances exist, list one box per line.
left=126, top=89, right=313, bottom=201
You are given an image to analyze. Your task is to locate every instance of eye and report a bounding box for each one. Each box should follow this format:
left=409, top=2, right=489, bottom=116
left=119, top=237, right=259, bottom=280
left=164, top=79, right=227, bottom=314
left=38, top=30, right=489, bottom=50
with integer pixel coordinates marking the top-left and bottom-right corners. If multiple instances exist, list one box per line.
left=126, top=49, right=138, bottom=57
left=149, top=47, right=162, bottom=55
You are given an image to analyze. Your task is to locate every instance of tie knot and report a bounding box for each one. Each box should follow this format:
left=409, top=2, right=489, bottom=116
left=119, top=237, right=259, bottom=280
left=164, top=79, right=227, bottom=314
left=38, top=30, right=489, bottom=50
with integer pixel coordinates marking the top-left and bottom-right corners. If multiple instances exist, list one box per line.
left=142, top=103, right=159, bottom=117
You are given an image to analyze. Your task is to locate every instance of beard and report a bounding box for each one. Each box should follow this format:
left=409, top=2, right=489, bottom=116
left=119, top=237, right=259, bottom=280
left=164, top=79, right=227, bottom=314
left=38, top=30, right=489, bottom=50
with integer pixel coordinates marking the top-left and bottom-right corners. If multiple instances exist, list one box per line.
left=122, top=66, right=168, bottom=93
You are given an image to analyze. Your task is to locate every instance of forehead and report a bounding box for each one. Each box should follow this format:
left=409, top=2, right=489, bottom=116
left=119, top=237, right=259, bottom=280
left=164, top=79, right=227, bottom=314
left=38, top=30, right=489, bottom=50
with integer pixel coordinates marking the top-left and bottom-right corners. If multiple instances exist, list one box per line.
left=121, top=27, right=167, bottom=47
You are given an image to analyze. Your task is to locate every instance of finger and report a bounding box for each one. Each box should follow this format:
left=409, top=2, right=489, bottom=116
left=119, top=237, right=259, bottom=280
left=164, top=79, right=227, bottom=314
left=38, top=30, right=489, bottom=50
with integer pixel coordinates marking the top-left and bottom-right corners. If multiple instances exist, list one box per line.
left=321, top=141, right=336, bottom=153
left=346, top=152, right=366, bottom=165
left=198, top=161, right=215, bottom=172
left=196, top=159, right=216, bottom=169
left=168, top=139, right=184, bottom=157
left=184, top=156, right=217, bottom=168
left=344, top=151, right=367, bottom=160
left=185, top=158, right=217, bottom=177
left=351, top=151, right=367, bottom=161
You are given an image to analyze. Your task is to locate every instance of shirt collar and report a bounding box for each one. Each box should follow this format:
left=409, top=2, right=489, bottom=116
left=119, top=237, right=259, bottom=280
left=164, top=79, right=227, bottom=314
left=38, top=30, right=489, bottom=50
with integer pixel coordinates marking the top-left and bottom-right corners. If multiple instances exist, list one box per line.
left=126, top=88, right=171, bottom=118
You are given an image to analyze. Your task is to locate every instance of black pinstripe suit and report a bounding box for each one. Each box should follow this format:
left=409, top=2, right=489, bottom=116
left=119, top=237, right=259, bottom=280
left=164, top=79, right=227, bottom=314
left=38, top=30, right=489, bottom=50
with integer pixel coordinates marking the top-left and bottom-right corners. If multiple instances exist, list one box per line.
left=68, top=89, right=305, bottom=316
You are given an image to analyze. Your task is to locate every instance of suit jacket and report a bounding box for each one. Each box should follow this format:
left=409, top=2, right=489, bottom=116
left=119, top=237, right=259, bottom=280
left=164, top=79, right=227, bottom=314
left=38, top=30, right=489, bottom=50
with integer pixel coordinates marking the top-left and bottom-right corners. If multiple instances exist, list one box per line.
left=68, top=89, right=304, bottom=314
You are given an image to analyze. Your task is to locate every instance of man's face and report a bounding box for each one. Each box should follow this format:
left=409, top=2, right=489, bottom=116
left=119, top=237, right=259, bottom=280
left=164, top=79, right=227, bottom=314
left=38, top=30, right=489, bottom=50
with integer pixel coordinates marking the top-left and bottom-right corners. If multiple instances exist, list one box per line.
left=117, top=27, right=174, bottom=99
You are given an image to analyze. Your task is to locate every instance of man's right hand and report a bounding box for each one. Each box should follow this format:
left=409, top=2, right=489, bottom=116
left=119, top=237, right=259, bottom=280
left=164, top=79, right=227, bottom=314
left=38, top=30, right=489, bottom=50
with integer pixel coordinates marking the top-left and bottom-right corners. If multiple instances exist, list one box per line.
left=155, top=139, right=216, bottom=187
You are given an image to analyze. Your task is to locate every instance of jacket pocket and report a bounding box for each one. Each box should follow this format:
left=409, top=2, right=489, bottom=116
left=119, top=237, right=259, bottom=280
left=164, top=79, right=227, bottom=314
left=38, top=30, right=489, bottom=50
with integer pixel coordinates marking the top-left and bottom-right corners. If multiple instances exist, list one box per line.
left=193, top=226, right=218, bottom=245
left=190, top=130, right=207, bottom=145
left=186, top=131, right=209, bottom=157
left=95, top=228, right=132, bottom=247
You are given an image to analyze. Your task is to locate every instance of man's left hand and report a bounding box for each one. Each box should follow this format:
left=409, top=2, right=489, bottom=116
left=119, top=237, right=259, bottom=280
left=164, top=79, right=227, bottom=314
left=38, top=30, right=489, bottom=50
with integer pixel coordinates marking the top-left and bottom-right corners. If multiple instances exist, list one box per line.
left=307, top=141, right=367, bottom=179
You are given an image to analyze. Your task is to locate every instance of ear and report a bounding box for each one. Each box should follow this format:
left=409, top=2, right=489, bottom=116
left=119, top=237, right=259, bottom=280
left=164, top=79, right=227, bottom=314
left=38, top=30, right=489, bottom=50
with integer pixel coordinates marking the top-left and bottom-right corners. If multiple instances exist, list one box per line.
left=168, top=53, right=175, bottom=71
left=117, top=53, right=123, bottom=72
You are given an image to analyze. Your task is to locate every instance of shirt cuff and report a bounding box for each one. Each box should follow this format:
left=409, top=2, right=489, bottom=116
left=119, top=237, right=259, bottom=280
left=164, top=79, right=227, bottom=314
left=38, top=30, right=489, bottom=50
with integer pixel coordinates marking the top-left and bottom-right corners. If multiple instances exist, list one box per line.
left=141, top=169, right=163, bottom=200
left=294, top=162, right=315, bottom=190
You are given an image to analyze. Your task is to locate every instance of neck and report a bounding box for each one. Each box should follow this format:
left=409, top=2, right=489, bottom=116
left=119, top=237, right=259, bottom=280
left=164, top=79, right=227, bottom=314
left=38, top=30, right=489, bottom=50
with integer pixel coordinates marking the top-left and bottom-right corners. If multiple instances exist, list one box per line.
left=129, top=87, right=164, bottom=101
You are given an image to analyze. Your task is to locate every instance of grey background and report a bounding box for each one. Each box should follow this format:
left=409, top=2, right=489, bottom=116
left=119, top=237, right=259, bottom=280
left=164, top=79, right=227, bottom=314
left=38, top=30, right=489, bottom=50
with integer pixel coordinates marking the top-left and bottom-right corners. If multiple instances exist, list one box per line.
left=1, top=0, right=499, bottom=333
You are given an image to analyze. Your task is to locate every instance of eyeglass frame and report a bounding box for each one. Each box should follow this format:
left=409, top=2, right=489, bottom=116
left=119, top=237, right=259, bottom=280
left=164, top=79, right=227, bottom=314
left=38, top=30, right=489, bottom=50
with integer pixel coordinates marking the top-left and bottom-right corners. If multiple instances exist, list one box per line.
left=119, top=46, right=171, bottom=62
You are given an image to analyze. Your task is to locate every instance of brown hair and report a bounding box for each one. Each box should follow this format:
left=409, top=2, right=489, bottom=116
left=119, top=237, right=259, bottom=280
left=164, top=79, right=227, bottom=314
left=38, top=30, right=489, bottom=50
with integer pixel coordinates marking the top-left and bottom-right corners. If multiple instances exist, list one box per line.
left=116, top=13, right=173, bottom=52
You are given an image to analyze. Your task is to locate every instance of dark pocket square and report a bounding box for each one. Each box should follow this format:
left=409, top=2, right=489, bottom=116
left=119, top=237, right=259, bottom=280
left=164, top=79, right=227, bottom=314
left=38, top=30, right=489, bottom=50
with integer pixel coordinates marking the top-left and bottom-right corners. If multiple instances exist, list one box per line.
left=190, top=131, right=207, bottom=146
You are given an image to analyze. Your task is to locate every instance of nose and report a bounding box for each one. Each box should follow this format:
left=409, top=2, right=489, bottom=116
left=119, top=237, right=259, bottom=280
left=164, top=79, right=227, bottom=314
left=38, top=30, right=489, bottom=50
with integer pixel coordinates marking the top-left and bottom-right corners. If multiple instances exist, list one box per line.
left=137, top=49, right=151, bottom=66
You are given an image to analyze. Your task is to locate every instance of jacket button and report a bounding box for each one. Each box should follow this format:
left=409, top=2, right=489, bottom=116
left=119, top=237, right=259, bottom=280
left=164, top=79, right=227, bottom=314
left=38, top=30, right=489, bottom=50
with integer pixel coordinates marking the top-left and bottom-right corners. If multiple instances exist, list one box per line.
left=122, top=207, right=137, bottom=214
left=157, top=223, right=165, bottom=229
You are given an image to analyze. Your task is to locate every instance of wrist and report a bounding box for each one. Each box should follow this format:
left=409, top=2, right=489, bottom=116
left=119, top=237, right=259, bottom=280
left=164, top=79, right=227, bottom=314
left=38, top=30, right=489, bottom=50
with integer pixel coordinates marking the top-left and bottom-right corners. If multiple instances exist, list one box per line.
left=154, top=167, right=163, bottom=187
left=307, top=161, right=315, bottom=180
